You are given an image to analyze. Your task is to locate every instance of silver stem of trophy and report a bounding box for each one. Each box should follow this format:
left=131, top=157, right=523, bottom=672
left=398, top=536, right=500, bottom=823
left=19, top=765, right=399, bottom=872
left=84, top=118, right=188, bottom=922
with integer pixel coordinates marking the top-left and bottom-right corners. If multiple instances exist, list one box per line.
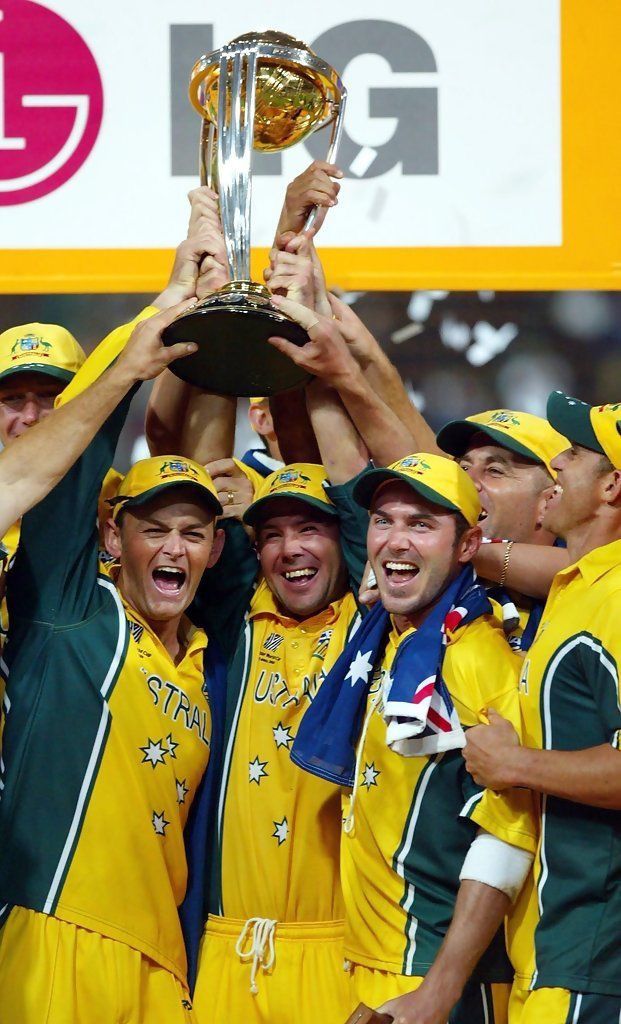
left=215, top=48, right=257, bottom=283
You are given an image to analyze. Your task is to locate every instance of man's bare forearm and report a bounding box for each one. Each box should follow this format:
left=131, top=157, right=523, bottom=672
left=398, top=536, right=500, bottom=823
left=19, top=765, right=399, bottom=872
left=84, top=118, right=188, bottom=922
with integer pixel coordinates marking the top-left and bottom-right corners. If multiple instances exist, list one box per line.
left=507, top=743, right=621, bottom=810
left=335, top=363, right=417, bottom=466
left=363, top=349, right=443, bottom=455
left=0, top=358, right=136, bottom=535
left=305, top=380, right=367, bottom=484
left=405, top=880, right=510, bottom=1018
left=146, top=371, right=236, bottom=463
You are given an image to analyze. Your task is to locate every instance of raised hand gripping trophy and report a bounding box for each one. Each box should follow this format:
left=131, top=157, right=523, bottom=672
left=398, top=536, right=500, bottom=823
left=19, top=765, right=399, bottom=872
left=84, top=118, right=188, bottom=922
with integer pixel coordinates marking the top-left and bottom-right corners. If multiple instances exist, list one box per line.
left=163, top=31, right=347, bottom=396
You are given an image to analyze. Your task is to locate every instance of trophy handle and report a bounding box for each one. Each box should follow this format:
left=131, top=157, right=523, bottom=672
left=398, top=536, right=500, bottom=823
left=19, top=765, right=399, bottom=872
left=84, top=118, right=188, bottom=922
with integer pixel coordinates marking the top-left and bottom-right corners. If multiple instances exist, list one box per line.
left=304, top=84, right=348, bottom=233
left=216, top=47, right=257, bottom=282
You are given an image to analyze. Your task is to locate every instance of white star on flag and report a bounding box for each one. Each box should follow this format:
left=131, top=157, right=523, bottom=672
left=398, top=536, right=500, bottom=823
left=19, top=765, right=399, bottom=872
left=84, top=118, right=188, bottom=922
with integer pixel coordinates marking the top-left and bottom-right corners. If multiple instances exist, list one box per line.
left=273, top=722, right=294, bottom=749
left=345, top=649, right=375, bottom=687
left=140, top=738, right=167, bottom=768
left=152, top=810, right=170, bottom=835
left=166, top=734, right=179, bottom=759
left=249, top=756, right=269, bottom=784
left=361, top=762, right=381, bottom=789
left=176, top=779, right=189, bottom=804
left=272, top=816, right=289, bottom=845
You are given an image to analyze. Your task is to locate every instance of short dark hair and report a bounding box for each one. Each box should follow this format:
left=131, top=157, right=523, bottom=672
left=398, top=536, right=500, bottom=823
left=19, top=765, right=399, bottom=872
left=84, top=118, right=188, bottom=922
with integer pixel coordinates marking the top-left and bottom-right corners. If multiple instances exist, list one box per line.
left=452, top=511, right=471, bottom=547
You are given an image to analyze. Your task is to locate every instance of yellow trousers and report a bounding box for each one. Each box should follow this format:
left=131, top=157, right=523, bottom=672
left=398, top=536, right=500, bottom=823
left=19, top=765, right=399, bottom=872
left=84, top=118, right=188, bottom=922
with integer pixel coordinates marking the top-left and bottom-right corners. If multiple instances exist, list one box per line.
left=0, top=906, right=196, bottom=1024
left=193, top=915, right=349, bottom=1024
left=511, top=985, right=621, bottom=1024
left=346, top=962, right=510, bottom=1024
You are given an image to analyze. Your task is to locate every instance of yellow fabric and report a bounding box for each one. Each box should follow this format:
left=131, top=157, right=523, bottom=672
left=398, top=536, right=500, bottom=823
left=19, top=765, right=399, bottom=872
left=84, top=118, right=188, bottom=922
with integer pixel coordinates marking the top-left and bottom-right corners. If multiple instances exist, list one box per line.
left=508, top=538, right=621, bottom=988
left=0, top=906, right=197, bottom=1024
left=591, top=401, right=621, bottom=469
left=464, top=410, right=567, bottom=477
left=249, top=396, right=267, bottom=406
left=56, top=306, right=158, bottom=407
left=342, top=615, right=537, bottom=973
left=52, top=604, right=211, bottom=982
left=111, top=456, right=221, bottom=520
left=234, top=457, right=266, bottom=499
left=356, top=453, right=481, bottom=526
left=218, top=581, right=360, bottom=923
left=513, top=986, right=572, bottom=1024
left=244, top=462, right=337, bottom=524
left=193, top=915, right=349, bottom=1024
left=0, top=322, right=85, bottom=382
left=346, top=964, right=510, bottom=1024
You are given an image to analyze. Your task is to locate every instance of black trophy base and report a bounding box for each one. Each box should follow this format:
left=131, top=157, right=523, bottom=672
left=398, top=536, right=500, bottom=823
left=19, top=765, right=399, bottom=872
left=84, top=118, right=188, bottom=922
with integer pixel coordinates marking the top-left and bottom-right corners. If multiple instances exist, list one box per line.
left=161, top=284, right=311, bottom=397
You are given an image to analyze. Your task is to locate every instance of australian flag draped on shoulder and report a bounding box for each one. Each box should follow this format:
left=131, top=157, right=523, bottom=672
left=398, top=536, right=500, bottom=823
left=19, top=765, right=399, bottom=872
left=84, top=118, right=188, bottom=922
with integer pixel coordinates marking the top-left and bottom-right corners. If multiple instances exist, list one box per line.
left=291, top=565, right=492, bottom=787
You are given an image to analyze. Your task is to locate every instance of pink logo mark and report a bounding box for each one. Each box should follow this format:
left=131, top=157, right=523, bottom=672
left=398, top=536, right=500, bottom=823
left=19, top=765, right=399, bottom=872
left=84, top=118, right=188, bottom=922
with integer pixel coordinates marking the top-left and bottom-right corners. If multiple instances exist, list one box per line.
left=0, top=0, right=103, bottom=205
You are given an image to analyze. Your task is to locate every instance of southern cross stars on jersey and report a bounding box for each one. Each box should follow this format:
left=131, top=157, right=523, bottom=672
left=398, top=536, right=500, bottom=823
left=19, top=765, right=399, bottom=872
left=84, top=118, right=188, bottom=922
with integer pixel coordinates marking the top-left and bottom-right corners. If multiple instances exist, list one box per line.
left=342, top=614, right=537, bottom=978
left=509, top=538, right=621, bottom=998
left=191, top=478, right=368, bottom=925
left=0, top=375, right=214, bottom=985
left=217, top=576, right=360, bottom=921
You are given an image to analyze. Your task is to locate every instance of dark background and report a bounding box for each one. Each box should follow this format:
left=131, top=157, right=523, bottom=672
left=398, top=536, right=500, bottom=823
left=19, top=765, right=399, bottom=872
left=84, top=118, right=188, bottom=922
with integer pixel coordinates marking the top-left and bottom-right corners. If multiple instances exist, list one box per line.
left=3, top=289, right=619, bottom=471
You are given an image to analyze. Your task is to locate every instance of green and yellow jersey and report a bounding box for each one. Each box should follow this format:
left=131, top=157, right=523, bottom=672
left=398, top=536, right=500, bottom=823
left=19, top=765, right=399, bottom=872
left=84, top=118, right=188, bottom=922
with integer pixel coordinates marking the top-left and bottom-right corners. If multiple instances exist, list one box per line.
left=193, top=479, right=367, bottom=924
left=510, top=539, right=621, bottom=996
left=0, top=329, right=215, bottom=986
left=342, top=615, right=537, bottom=978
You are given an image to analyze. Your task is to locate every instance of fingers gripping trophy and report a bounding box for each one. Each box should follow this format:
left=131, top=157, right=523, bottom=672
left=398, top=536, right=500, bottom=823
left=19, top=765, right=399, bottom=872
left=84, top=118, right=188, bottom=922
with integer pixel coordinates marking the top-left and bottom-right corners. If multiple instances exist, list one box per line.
left=163, top=31, right=347, bottom=396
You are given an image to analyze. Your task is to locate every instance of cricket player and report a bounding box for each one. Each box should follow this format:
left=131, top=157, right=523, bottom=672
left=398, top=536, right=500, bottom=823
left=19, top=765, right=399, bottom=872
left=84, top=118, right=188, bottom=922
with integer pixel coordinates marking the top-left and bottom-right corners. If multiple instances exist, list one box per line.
left=269, top=303, right=535, bottom=1023
left=0, top=304, right=227, bottom=1024
left=464, top=392, right=621, bottom=1024
left=189, top=458, right=368, bottom=1024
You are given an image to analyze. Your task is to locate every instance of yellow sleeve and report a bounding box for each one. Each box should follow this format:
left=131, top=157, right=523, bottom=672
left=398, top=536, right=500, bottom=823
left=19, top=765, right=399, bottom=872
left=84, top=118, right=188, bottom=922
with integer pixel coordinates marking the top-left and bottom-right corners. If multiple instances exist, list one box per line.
left=56, top=306, right=159, bottom=407
left=449, top=620, right=539, bottom=853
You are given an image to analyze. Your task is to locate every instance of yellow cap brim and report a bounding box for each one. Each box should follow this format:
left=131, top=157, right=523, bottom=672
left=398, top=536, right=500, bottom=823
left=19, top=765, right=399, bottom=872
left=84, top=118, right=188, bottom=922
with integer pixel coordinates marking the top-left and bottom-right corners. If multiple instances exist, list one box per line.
left=110, top=480, right=222, bottom=521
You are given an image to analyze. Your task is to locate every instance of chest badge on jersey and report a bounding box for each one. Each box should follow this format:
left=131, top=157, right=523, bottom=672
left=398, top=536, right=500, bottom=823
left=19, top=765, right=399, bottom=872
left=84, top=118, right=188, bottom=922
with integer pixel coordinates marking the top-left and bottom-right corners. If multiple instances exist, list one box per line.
left=312, top=629, right=333, bottom=660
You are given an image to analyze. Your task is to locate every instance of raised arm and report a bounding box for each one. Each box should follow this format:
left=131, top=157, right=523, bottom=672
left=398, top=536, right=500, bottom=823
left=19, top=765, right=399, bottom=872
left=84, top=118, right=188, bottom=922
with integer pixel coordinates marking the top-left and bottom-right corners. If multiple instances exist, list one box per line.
left=474, top=541, right=569, bottom=599
left=267, top=296, right=417, bottom=466
left=328, top=293, right=442, bottom=455
left=0, top=304, right=197, bottom=539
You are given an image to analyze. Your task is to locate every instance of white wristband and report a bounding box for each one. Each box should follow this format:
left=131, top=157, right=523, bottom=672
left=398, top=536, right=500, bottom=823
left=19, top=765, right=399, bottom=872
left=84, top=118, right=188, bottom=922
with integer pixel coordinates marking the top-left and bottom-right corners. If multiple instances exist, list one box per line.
left=459, top=831, right=533, bottom=903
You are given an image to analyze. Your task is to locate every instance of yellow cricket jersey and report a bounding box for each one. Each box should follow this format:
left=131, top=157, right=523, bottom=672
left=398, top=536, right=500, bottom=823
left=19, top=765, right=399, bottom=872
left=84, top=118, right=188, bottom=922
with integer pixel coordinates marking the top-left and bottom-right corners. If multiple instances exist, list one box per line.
left=0, top=345, right=215, bottom=986
left=342, top=614, right=537, bottom=977
left=217, top=578, right=360, bottom=922
left=510, top=538, right=621, bottom=996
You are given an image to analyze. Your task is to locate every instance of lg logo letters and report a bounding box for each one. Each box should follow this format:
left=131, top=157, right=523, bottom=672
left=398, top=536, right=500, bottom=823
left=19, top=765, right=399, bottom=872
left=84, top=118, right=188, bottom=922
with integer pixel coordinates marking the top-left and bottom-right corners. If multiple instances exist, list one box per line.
left=170, top=20, right=439, bottom=179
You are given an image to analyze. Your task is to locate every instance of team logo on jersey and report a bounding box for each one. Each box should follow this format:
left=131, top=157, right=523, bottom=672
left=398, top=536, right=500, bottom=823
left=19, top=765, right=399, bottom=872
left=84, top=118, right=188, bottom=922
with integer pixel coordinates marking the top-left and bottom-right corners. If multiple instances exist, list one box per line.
left=263, top=632, right=284, bottom=653
left=11, top=334, right=53, bottom=358
left=158, top=459, right=199, bottom=480
left=128, top=619, right=144, bottom=644
left=312, top=628, right=333, bottom=660
left=398, top=455, right=432, bottom=475
left=489, top=410, right=520, bottom=428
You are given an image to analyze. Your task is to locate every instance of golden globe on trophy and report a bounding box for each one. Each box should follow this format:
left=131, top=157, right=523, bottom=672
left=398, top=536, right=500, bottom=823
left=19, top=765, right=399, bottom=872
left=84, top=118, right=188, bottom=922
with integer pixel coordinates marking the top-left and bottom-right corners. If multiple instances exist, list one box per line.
left=162, top=31, right=347, bottom=396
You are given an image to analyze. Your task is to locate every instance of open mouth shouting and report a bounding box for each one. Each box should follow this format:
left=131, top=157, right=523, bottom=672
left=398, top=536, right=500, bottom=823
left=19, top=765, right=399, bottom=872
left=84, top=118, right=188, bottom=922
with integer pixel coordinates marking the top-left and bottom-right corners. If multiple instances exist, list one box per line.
left=383, top=560, right=420, bottom=587
left=281, top=566, right=319, bottom=590
left=152, top=565, right=187, bottom=596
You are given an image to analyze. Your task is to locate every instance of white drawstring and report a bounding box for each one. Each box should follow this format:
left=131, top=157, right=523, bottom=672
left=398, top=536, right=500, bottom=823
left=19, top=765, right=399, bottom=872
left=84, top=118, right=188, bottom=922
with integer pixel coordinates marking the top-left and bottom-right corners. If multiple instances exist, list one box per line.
left=343, top=687, right=382, bottom=836
left=235, top=917, right=277, bottom=994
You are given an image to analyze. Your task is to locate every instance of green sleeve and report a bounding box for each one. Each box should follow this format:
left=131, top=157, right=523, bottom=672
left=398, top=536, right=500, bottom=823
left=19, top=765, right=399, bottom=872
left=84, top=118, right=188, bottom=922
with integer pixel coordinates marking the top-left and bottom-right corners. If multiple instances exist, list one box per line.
left=190, top=519, right=259, bottom=663
left=325, top=467, right=370, bottom=593
left=8, top=390, right=135, bottom=629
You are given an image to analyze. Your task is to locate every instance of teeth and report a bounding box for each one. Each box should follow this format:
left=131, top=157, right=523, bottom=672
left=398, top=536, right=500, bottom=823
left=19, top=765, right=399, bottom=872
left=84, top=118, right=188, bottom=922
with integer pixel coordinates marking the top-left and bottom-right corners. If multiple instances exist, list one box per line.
left=284, top=568, right=317, bottom=580
left=386, top=561, right=417, bottom=572
left=156, top=567, right=183, bottom=577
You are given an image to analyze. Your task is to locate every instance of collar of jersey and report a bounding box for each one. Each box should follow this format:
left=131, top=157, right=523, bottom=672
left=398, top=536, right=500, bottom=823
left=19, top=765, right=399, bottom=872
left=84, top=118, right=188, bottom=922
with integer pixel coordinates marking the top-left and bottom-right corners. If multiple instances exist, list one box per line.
left=249, top=575, right=346, bottom=627
left=119, top=593, right=208, bottom=657
left=555, top=537, right=621, bottom=588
